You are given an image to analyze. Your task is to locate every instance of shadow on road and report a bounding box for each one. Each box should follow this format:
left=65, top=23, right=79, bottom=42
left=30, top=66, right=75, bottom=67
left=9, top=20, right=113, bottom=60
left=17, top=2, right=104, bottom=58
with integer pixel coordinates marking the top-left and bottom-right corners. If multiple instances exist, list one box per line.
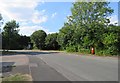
left=0, top=62, right=15, bottom=73
left=1, top=51, right=59, bottom=56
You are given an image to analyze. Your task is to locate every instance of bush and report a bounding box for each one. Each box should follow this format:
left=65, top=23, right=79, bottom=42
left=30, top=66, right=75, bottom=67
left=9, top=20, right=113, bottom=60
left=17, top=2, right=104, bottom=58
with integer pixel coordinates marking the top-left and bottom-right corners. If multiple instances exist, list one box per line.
left=66, top=45, right=77, bottom=52
left=77, top=45, right=90, bottom=54
left=95, top=49, right=118, bottom=56
left=95, top=50, right=107, bottom=56
left=78, top=48, right=90, bottom=54
left=66, top=45, right=90, bottom=54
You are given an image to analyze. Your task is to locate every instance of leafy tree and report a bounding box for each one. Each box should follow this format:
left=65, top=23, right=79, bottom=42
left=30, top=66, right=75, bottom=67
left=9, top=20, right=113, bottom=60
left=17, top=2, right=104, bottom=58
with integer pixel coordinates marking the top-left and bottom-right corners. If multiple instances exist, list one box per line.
left=57, top=23, right=75, bottom=50
left=45, top=33, right=60, bottom=50
left=31, top=30, right=47, bottom=49
left=70, top=2, right=113, bottom=48
left=18, top=35, right=31, bottom=49
left=57, top=2, right=119, bottom=55
left=2, top=20, right=20, bottom=50
left=102, top=25, right=120, bottom=55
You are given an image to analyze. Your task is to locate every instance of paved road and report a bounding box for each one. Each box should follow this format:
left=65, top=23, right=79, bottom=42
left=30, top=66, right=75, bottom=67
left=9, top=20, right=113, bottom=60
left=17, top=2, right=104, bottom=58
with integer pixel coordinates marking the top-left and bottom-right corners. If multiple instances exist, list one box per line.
left=1, top=51, right=118, bottom=81
left=26, top=51, right=118, bottom=81
left=28, top=55, right=68, bottom=81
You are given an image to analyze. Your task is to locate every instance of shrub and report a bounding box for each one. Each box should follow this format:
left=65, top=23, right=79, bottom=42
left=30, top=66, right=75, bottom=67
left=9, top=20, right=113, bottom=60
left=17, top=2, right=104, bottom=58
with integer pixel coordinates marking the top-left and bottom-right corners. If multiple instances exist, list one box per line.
left=66, top=45, right=77, bottom=52
left=78, top=48, right=90, bottom=54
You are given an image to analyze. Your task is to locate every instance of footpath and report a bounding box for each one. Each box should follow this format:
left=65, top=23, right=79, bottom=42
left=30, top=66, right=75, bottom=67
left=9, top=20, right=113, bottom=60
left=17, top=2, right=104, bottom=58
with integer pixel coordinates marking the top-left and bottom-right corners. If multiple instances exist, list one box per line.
left=1, top=54, right=69, bottom=81
left=1, top=54, right=30, bottom=79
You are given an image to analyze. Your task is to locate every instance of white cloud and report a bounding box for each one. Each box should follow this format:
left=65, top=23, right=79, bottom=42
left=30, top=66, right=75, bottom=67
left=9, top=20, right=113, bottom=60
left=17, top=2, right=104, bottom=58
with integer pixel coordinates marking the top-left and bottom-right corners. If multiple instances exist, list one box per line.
left=0, top=0, right=40, bottom=21
left=20, top=21, right=29, bottom=26
left=0, top=0, right=49, bottom=35
left=32, top=10, right=48, bottom=24
left=108, top=15, right=118, bottom=25
left=19, top=25, right=50, bottom=36
left=48, top=31, right=58, bottom=34
left=0, top=0, right=48, bottom=24
left=51, top=12, right=57, bottom=18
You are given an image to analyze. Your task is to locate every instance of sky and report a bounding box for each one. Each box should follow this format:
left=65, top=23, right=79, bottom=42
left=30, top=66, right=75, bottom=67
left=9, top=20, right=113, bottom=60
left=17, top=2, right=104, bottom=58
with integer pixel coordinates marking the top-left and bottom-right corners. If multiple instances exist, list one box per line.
left=0, top=0, right=119, bottom=36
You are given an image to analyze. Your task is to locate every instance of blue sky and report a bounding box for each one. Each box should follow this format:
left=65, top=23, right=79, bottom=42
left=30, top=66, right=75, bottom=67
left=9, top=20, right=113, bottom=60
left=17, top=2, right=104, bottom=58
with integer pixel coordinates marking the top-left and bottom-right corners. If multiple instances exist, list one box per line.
left=0, top=1, right=118, bottom=36
left=37, top=2, right=72, bottom=33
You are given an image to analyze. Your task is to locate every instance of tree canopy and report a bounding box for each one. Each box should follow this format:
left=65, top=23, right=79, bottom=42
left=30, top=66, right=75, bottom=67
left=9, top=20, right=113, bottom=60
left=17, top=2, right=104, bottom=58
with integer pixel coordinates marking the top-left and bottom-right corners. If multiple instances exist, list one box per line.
left=1, top=2, right=119, bottom=56
left=31, top=30, right=47, bottom=50
left=45, top=33, right=60, bottom=50
left=2, top=20, right=20, bottom=50
left=57, top=2, right=119, bottom=55
left=2, top=20, right=30, bottom=50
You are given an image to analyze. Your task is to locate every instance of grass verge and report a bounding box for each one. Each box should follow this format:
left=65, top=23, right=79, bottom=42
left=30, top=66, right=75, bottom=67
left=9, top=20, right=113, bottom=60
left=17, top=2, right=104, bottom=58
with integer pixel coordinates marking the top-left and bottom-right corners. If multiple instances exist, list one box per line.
left=65, top=51, right=118, bottom=58
left=2, top=73, right=32, bottom=82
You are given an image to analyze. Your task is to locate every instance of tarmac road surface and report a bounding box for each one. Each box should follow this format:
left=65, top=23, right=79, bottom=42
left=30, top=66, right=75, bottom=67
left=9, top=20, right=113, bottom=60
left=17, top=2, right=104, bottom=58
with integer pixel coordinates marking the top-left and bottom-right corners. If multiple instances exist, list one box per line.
left=1, top=51, right=118, bottom=81
left=26, top=51, right=118, bottom=81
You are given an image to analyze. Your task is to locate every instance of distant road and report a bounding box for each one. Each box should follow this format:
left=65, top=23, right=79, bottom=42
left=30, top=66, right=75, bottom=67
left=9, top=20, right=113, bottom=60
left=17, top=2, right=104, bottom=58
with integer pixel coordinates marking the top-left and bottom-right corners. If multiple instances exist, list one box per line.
left=1, top=50, right=118, bottom=81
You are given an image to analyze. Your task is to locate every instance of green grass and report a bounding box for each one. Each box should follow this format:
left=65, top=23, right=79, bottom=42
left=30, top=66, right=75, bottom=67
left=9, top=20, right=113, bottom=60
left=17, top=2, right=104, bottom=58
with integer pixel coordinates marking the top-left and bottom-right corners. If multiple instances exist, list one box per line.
left=65, top=48, right=118, bottom=57
left=2, top=73, right=32, bottom=82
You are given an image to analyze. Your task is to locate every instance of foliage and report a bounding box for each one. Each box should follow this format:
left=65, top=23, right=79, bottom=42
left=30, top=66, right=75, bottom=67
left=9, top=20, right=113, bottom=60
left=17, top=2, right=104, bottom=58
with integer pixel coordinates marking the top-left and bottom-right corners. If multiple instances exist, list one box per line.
left=31, top=30, right=47, bottom=50
left=57, top=2, right=119, bottom=56
left=2, top=20, right=30, bottom=50
left=2, top=20, right=20, bottom=50
left=57, top=23, right=75, bottom=50
left=1, top=2, right=119, bottom=56
left=45, top=33, right=60, bottom=50
left=66, top=45, right=77, bottom=52
left=18, top=35, right=31, bottom=49
left=102, top=25, right=120, bottom=55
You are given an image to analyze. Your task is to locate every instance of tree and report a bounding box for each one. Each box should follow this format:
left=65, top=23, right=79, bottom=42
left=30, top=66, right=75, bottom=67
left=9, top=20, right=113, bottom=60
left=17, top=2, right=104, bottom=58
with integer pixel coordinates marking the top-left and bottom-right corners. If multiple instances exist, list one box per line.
left=58, top=2, right=116, bottom=55
left=45, top=33, right=60, bottom=50
left=57, top=23, right=75, bottom=50
left=70, top=2, right=113, bottom=48
left=31, top=30, right=47, bottom=50
left=18, top=35, right=31, bottom=49
left=2, top=20, right=20, bottom=50
left=102, top=25, right=120, bottom=55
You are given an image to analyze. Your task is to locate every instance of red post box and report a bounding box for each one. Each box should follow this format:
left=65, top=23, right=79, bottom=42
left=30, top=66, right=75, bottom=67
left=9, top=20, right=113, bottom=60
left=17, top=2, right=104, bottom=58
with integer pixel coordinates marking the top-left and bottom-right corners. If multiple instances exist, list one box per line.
left=91, top=47, right=95, bottom=54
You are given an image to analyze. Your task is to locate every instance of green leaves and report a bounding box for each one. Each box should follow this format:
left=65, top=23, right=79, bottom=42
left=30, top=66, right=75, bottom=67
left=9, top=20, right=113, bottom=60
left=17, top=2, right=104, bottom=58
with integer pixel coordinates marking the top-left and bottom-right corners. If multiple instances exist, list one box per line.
left=57, top=2, right=120, bottom=55
left=31, top=30, right=47, bottom=50
left=103, top=33, right=118, bottom=45
left=2, top=20, right=20, bottom=50
left=57, top=23, right=75, bottom=49
left=45, top=33, right=60, bottom=50
left=3, top=20, right=19, bottom=36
